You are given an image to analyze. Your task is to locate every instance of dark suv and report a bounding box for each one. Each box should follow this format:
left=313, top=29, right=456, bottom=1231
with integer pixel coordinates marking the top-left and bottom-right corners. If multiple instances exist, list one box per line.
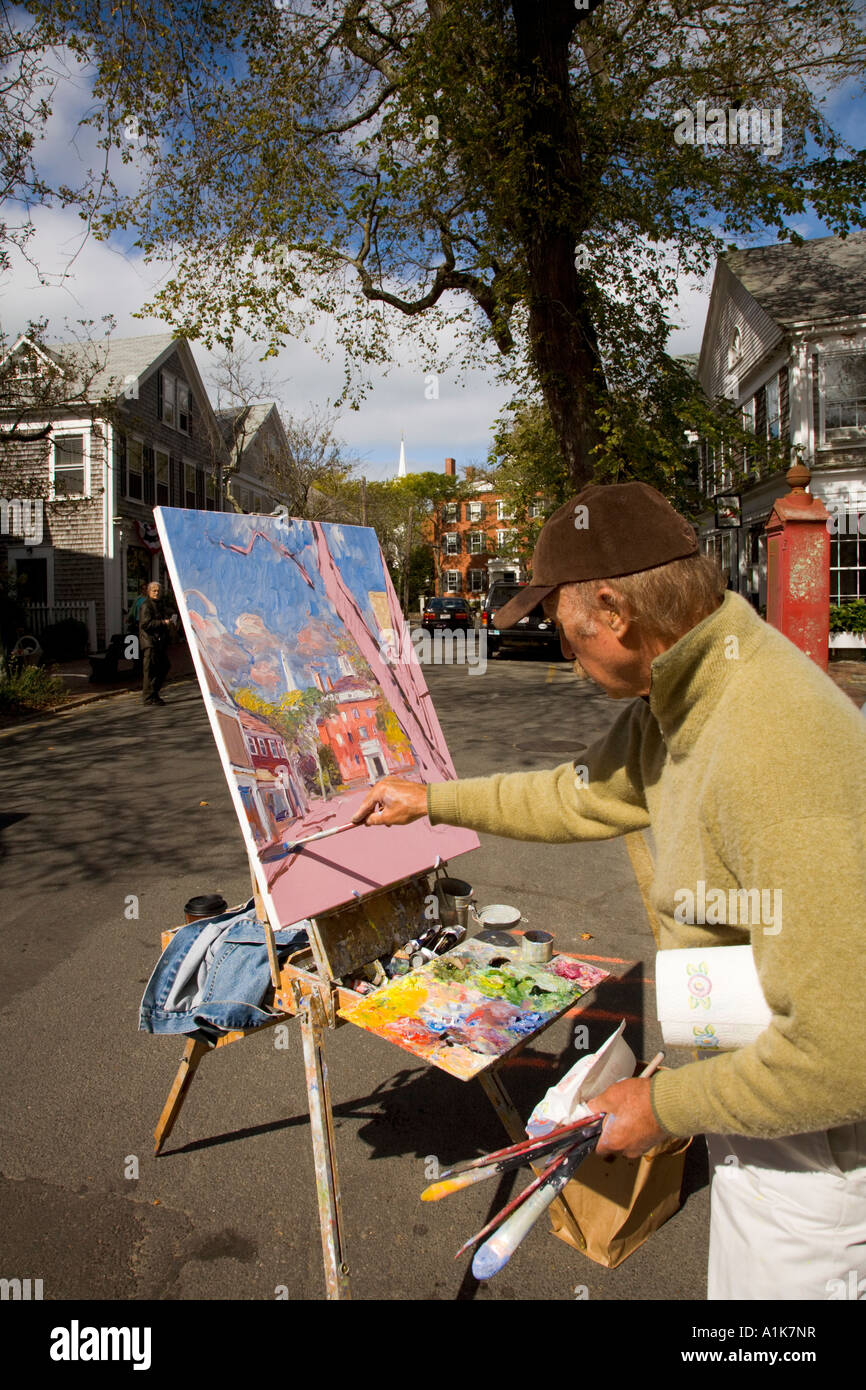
left=480, top=581, right=560, bottom=657
left=421, top=596, right=473, bottom=634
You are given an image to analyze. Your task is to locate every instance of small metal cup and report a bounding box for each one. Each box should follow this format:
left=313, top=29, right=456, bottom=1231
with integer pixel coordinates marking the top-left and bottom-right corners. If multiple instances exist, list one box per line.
left=521, top=930, right=554, bottom=964
left=434, top=877, right=473, bottom=928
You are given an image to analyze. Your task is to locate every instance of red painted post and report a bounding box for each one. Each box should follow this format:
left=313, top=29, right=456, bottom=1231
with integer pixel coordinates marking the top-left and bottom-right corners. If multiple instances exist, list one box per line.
left=764, top=463, right=830, bottom=671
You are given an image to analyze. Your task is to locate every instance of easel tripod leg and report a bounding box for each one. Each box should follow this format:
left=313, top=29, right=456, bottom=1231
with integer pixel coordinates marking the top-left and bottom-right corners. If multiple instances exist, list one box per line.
left=300, top=995, right=351, bottom=1300
left=154, top=1038, right=209, bottom=1155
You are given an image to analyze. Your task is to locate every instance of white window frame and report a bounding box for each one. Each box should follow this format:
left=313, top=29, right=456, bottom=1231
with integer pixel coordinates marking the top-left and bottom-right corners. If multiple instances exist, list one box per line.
left=444, top=570, right=461, bottom=592
left=49, top=423, right=91, bottom=500
left=496, top=528, right=515, bottom=550
left=443, top=501, right=459, bottom=523
left=530, top=501, right=545, bottom=519
left=468, top=531, right=484, bottom=554
left=468, top=501, right=483, bottom=522
left=160, top=370, right=176, bottom=428
left=468, top=568, right=485, bottom=592
left=819, top=350, right=866, bottom=447
left=444, top=531, right=459, bottom=555
left=177, top=380, right=191, bottom=435
left=123, top=433, right=145, bottom=503
left=496, top=499, right=513, bottom=521
left=766, top=375, right=781, bottom=441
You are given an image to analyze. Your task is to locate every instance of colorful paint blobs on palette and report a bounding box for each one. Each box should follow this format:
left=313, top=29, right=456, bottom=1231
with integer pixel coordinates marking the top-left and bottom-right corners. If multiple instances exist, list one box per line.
left=549, top=957, right=609, bottom=990
left=339, top=940, right=610, bottom=1080
left=154, top=509, right=478, bottom=927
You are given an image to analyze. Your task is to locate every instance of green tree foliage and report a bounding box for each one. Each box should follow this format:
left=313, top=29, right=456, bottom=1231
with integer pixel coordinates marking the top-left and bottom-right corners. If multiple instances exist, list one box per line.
left=21, top=1, right=866, bottom=487
left=488, top=359, right=798, bottom=568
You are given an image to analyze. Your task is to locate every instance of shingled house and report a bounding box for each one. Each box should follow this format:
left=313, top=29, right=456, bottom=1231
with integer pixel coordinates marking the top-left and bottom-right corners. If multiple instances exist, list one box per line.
left=0, top=333, right=297, bottom=651
left=695, top=230, right=866, bottom=609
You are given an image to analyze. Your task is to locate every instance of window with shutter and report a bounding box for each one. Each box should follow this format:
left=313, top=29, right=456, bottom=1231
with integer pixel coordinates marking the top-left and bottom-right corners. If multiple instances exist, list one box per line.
left=160, top=371, right=175, bottom=427
left=766, top=376, right=780, bottom=440
left=178, top=382, right=191, bottom=435
left=52, top=433, right=87, bottom=497
left=127, top=438, right=144, bottom=500
left=155, top=450, right=170, bottom=506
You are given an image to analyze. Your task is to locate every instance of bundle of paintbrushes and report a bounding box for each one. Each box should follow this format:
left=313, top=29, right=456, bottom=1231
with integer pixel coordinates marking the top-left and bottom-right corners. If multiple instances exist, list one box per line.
left=421, top=1052, right=664, bottom=1279
left=420, top=1111, right=605, bottom=1279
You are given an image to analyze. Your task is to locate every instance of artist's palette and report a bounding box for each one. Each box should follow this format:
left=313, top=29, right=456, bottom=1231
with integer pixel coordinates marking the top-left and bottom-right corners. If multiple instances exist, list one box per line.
left=339, top=938, right=609, bottom=1080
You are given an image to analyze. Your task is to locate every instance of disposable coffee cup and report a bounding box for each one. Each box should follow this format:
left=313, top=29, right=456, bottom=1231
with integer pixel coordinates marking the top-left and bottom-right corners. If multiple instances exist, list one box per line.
left=184, top=893, right=227, bottom=924
left=521, top=930, right=554, bottom=964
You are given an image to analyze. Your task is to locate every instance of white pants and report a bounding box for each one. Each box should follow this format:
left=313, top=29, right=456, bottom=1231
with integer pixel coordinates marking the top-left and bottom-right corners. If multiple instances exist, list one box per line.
left=706, top=1126, right=866, bottom=1300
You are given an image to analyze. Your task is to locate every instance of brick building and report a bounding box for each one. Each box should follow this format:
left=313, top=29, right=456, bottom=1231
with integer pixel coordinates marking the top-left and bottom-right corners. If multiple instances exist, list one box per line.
left=431, top=456, right=540, bottom=597
left=315, top=674, right=413, bottom=784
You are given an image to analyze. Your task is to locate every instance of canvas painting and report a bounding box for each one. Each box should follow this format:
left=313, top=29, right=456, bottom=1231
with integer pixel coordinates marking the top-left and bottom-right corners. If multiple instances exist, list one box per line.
left=154, top=509, right=479, bottom=927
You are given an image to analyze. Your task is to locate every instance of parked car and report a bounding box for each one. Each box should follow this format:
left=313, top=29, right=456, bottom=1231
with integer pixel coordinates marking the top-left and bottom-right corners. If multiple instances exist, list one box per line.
left=421, top=596, right=474, bottom=634
left=480, top=581, right=561, bottom=657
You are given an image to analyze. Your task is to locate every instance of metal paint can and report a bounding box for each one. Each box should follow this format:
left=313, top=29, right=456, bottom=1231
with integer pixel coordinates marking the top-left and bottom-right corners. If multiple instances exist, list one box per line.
left=521, top=930, right=554, bottom=964
left=434, top=877, right=473, bottom=928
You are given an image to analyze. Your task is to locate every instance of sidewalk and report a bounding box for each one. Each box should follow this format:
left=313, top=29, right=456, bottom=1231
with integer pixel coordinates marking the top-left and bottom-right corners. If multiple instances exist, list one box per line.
left=827, top=658, right=866, bottom=709
left=55, top=639, right=196, bottom=708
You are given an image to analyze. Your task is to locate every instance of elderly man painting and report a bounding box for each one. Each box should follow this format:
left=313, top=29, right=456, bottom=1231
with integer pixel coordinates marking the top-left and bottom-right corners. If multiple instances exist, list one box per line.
left=353, top=481, right=866, bottom=1301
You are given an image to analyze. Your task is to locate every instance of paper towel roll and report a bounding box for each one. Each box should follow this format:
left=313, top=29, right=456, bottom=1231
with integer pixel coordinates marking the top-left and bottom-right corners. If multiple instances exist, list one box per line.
left=656, top=945, right=772, bottom=1050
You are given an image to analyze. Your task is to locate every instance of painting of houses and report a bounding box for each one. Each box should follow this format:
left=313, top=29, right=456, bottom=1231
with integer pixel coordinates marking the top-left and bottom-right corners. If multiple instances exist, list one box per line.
left=154, top=507, right=478, bottom=926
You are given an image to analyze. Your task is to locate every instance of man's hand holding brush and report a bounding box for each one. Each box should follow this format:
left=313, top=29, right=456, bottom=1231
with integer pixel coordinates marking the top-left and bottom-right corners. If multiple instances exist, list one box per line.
left=585, top=1076, right=670, bottom=1158
left=352, top=777, right=428, bottom=827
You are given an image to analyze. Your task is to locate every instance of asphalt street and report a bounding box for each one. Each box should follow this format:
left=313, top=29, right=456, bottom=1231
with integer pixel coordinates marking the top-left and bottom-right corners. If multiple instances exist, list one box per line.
left=0, top=651, right=709, bottom=1301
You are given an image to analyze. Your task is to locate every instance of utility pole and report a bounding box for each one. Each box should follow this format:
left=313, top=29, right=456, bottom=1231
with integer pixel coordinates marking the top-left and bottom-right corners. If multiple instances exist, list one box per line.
left=360, top=475, right=367, bottom=527
left=403, top=504, right=414, bottom=616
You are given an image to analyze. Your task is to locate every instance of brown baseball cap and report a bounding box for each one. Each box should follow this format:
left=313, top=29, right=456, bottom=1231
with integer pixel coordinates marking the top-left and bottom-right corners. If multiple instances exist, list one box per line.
left=492, top=482, right=697, bottom=628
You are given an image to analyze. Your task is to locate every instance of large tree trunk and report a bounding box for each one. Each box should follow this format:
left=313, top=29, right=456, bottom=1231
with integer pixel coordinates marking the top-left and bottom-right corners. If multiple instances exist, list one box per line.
left=510, top=0, right=607, bottom=491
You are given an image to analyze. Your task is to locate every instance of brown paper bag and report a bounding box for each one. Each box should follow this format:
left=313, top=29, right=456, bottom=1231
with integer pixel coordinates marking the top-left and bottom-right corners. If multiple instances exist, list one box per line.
left=548, top=1066, right=691, bottom=1268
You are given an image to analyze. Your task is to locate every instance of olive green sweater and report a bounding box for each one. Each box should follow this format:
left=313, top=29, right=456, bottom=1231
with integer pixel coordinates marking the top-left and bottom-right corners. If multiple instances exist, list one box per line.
left=428, top=593, right=866, bottom=1140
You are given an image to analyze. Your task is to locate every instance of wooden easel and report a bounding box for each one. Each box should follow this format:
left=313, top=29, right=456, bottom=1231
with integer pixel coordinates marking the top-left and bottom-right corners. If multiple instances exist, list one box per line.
left=152, top=860, right=592, bottom=1299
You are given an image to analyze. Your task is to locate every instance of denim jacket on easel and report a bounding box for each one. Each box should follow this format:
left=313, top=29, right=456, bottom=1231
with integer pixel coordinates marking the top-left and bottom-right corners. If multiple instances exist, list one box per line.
left=139, top=900, right=310, bottom=1042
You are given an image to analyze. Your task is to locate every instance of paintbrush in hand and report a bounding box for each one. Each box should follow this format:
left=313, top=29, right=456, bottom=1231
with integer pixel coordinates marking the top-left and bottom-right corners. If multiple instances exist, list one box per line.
left=430, top=1110, right=605, bottom=1185
left=421, top=1120, right=602, bottom=1203
left=468, top=1053, right=665, bottom=1279
left=453, top=1131, right=602, bottom=1260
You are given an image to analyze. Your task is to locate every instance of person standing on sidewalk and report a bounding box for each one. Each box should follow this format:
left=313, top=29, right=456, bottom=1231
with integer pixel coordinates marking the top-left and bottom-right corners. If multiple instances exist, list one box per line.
left=352, top=481, right=866, bottom=1302
left=139, top=581, right=174, bottom=706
